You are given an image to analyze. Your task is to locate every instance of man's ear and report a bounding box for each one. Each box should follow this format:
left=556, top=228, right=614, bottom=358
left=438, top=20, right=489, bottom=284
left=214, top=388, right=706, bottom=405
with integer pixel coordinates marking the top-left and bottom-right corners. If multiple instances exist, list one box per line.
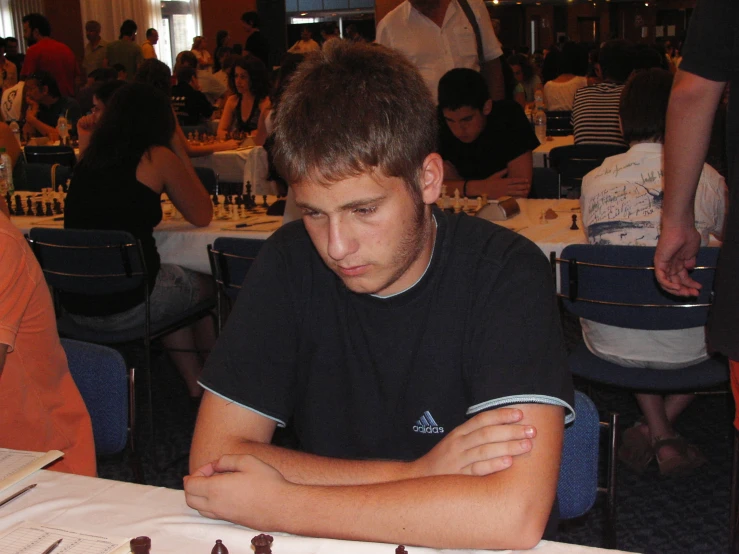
left=482, top=98, right=493, bottom=116
left=419, top=153, right=443, bottom=205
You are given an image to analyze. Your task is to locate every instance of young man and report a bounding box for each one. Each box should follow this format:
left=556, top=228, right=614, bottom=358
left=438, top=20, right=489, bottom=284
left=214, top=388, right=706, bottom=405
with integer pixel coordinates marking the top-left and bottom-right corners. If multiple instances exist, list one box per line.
left=438, top=68, right=539, bottom=199
left=142, top=28, right=159, bottom=60
left=184, top=42, right=573, bottom=550
left=288, top=27, right=320, bottom=54
left=23, top=71, right=81, bottom=141
left=5, top=37, right=23, bottom=76
left=82, top=20, right=107, bottom=78
left=20, top=13, right=78, bottom=97
left=105, top=20, right=142, bottom=83
left=171, top=66, right=214, bottom=126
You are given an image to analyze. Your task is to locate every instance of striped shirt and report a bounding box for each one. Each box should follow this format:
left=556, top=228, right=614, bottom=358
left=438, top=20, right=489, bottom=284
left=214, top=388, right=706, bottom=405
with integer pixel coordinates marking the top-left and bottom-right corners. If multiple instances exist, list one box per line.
left=571, top=82, right=626, bottom=146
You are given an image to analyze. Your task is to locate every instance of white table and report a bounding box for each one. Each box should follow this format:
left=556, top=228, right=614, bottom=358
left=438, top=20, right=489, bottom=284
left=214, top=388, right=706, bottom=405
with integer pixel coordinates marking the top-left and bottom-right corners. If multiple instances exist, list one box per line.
left=192, top=146, right=255, bottom=184
left=533, top=136, right=574, bottom=168
left=0, top=470, right=635, bottom=554
left=488, top=198, right=586, bottom=259
left=11, top=196, right=283, bottom=275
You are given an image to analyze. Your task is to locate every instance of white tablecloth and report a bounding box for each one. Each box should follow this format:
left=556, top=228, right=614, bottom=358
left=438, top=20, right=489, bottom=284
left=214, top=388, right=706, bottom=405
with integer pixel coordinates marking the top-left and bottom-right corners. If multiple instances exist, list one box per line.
left=11, top=200, right=282, bottom=275
left=0, top=471, right=635, bottom=554
left=192, top=147, right=255, bottom=184
left=533, top=136, right=574, bottom=168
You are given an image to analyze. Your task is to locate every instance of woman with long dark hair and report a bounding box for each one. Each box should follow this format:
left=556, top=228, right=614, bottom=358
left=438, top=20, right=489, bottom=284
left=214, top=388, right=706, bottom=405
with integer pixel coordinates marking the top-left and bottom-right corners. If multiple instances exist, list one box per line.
left=64, top=83, right=216, bottom=402
left=216, top=55, right=270, bottom=139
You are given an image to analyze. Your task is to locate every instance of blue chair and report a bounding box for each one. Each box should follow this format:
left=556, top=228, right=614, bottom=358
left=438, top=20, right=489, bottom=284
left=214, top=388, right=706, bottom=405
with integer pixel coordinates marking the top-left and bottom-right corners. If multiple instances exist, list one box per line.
left=61, top=338, right=144, bottom=483
left=28, top=228, right=216, bottom=441
left=548, top=144, right=628, bottom=198
left=545, top=110, right=573, bottom=136
left=558, top=391, right=617, bottom=548
left=207, top=237, right=265, bottom=331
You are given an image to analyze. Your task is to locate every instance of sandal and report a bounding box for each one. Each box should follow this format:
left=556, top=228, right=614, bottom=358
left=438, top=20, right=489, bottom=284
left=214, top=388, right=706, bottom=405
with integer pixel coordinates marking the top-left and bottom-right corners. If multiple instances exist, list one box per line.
left=618, top=424, right=654, bottom=474
left=653, top=435, right=708, bottom=477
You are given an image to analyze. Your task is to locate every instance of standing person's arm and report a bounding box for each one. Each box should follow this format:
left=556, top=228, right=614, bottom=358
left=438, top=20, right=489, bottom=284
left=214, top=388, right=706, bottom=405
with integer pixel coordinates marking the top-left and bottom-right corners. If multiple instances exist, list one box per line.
left=473, top=0, right=504, bottom=101
left=481, top=58, right=505, bottom=102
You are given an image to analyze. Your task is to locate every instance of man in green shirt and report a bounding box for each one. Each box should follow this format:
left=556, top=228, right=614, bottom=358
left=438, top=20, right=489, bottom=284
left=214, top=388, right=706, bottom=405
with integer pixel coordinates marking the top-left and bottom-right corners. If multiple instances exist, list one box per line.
left=105, top=19, right=142, bottom=83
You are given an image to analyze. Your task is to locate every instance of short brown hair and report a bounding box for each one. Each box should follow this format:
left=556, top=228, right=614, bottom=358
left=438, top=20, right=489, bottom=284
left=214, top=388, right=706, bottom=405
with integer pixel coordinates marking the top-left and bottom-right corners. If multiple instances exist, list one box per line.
left=619, top=68, right=673, bottom=144
left=273, top=42, right=437, bottom=201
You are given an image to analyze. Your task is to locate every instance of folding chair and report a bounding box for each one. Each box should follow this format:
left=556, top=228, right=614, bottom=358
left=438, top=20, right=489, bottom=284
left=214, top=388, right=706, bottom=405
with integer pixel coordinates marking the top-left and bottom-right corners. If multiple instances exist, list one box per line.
left=207, top=237, right=264, bottom=331
left=548, top=144, right=628, bottom=198
left=61, top=338, right=144, bottom=483
left=24, top=145, right=77, bottom=169
left=545, top=110, right=573, bottom=136
left=28, top=228, right=216, bottom=441
left=558, top=391, right=618, bottom=548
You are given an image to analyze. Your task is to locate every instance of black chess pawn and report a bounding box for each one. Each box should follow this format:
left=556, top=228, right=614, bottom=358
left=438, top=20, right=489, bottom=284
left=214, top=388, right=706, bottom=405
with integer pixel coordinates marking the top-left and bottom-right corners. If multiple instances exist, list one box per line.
left=245, top=181, right=253, bottom=198
left=396, top=546, right=408, bottom=554
left=570, top=214, right=579, bottom=231
left=129, top=536, right=151, bottom=554
left=223, top=194, right=232, bottom=207
left=26, top=197, right=33, bottom=214
left=14, top=194, right=24, bottom=216
left=235, top=194, right=243, bottom=207
left=212, top=192, right=219, bottom=206
left=262, top=195, right=268, bottom=208
left=211, top=539, right=228, bottom=554
left=53, top=198, right=62, bottom=215
left=251, top=534, right=273, bottom=554
left=35, top=201, right=44, bottom=217
left=44, top=202, right=53, bottom=217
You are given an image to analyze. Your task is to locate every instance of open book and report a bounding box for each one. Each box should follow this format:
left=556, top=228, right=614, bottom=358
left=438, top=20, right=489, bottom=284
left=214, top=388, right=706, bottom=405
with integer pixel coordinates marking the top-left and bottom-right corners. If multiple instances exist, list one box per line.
left=0, top=449, right=63, bottom=493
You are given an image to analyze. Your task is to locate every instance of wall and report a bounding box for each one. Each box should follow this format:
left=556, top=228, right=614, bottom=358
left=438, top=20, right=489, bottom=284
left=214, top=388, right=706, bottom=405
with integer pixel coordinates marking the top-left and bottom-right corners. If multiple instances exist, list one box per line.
left=524, top=4, right=554, bottom=52
left=487, top=4, right=525, bottom=50
left=375, top=0, right=401, bottom=24
left=43, top=0, right=84, bottom=60
left=566, top=3, right=609, bottom=45
left=199, top=0, right=257, bottom=47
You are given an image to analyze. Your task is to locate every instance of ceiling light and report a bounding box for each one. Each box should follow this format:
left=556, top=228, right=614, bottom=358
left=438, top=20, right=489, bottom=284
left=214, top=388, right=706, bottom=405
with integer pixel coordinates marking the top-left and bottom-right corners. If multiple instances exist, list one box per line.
left=300, top=12, right=307, bottom=15
left=493, top=0, right=498, bottom=4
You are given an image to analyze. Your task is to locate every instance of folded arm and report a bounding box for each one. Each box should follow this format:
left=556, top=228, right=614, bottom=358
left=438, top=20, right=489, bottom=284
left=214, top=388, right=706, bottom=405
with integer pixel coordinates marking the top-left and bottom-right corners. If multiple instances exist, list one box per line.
left=187, top=398, right=562, bottom=550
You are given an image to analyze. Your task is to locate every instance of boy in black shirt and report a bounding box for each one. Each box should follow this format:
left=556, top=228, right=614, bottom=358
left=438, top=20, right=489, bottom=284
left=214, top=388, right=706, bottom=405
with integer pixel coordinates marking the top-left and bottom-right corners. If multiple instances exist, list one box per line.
left=171, top=67, right=214, bottom=127
left=438, top=68, right=540, bottom=199
left=185, top=42, right=573, bottom=551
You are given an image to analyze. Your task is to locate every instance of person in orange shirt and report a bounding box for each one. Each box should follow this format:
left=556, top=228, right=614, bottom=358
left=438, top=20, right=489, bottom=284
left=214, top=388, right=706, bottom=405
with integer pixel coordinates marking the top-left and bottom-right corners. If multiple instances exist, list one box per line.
left=0, top=197, right=96, bottom=477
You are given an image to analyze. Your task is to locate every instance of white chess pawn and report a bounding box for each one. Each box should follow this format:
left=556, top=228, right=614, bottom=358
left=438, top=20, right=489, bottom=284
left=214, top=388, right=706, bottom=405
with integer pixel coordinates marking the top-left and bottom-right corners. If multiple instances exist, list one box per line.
left=476, top=197, right=483, bottom=211
left=441, top=184, right=448, bottom=198
left=452, top=194, right=461, bottom=213
left=230, top=204, right=238, bottom=220
left=453, top=188, right=460, bottom=202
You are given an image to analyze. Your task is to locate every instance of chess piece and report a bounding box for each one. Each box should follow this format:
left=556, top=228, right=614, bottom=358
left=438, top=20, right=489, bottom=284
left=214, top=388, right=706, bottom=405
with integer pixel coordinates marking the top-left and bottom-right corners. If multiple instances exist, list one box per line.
left=52, top=198, right=62, bottom=215
left=187, top=132, right=194, bottom=142
left=570, top=214, right=579, bottom=230
left=35, top=201, right=44, bottom=217
left=481, top=193, right=489, bottom=205
left=396, top=546, right=408, bottom=554
left=14, top=194, right=24, bottom=216
left=4, top=192, right=9, bottom=208
left=544, top=208, right=557, bottom=220
left=212, top=192, right=220, bottom=206
left=476, top=196, right=483, bottom=211
left=26, top=197, right=33, bottom=214
left=44, top=202, right=53, bottom=217
left=211, top=539, right=228, bottom=554
left=262, top=195, right=268, bottom=208
left=129, top=536, right=151, bottom=554
left=251, top=534, right=273, bottom=554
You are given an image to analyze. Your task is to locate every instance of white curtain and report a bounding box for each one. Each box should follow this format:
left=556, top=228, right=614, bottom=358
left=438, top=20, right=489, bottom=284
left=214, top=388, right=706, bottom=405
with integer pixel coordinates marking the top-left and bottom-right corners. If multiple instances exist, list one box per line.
left=79, top=0, right=162, bottom=46
left=3, top=0, right=44, bottom=51
left=189, top=0, right=201, bottom=38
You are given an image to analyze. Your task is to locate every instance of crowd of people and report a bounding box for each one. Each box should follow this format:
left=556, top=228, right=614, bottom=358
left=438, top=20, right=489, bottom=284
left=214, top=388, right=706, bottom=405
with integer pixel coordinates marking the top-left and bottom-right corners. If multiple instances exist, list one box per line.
left=1, top=0, right=737, bottom=551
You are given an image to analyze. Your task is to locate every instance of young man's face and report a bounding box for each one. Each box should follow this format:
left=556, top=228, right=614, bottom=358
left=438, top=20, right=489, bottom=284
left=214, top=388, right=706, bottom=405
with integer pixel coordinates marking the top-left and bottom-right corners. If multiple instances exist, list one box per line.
left=149, top=31, right=159, bottom=45
left=86, top=27, right=100, bottom=44
left=6, top=39, right=17, bottom=55
left=442, top=103, right=490, bottom=144
left=294, top=166, right=438, bottom=297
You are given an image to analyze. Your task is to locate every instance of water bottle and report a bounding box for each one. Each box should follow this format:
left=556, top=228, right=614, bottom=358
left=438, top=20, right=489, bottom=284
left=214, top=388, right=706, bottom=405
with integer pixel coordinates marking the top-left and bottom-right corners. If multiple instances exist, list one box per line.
left=534, top=89, right=545, bottom=111
left=8, top=120, right=20, bottom=147
left=57, top=116, right=69, bottom=145
left=534, top=109, right=547, bottom=144
left=0, top=148, right=13, bottom=195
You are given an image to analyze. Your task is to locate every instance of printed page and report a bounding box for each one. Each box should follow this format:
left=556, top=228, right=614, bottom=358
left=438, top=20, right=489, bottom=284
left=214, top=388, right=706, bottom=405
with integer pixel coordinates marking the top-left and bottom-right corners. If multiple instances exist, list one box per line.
left=0, top=449, right=64, bottom=493
left=0, top=523, right=130, bottom=554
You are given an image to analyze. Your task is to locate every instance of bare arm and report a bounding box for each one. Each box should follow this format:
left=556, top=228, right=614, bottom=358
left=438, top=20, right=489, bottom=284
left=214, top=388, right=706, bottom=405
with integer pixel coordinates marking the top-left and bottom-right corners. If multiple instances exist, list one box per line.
left=445, top=153, right=531, bottom=199
left=482, top=58, right=505, bottom=102
left=175, top=120, right=240, bottom=157
left=157, top=141, right=212, bottom=227
left=190, top=390, right=534, bottom=483
left=186, top=403, right=562, bottom=550
left=506, top=150, right=533, bottom=186
left=654, top=69, right=726, bottom=296
left=25, top=104, right=59, bottom=142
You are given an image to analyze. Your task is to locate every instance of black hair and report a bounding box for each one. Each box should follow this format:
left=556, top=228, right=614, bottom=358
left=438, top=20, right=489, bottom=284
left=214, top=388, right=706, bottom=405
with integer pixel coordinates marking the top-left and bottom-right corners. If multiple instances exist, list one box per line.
left=88, top=67, right=117, bottom=82
left=599, top=39, right=636, bottom=84
left=135, top=58, right=172, bottom=96
left=540, top=48, right=559, bottom=84
left=22, top=13, right=51, bottom=37
left=507, top=53, right=534, bottom=82
left=79, top=83, right=175, bottom=174
left=93, top=79, right=125, bottom=104
left=633, top=44, right=668, bottom=71
left=146, top=28, right=157, bottom=39
left=241, top=11, right=260, bottom=28
left=27, top=70, right=60, bottom=98
left=321, top=21, right=339, bottom=36
left=558, top=42, right=587, bottom=76
left=113, top=63, right=126, bottom=74
left=437, top=68, right=489, bottom=112
left=228, top=55, right=269, bottom=100
left=176, top=66, right=196, bottom=85
left=119, top=19, right=138, bottom=39
left=216, top=30, right=228, bottom=48
left=619, top=68, right=673, bottom=145
left=270, top=53, right=305, bottom=111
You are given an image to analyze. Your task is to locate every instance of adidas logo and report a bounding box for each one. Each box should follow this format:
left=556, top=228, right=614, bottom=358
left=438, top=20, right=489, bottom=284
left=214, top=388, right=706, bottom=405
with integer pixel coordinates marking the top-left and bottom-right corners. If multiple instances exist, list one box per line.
left=412, top=411, right=445, bottom=434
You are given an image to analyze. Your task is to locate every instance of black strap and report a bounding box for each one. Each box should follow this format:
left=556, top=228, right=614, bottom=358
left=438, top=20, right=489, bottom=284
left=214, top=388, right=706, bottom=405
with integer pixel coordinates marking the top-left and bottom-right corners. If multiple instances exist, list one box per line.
left=456, top=0, right=485, bottom=70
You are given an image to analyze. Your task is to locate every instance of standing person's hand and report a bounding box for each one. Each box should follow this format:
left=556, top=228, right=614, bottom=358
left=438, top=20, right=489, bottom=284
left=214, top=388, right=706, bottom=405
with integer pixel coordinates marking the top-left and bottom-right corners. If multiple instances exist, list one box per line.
left=654, top=224, right=702, bottom=297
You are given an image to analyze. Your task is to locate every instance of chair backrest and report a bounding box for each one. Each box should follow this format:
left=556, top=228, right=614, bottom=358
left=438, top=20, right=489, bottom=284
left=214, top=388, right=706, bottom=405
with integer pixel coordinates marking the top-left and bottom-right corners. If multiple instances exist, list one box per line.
left=548, top=144, right=628, bottom=198
left=208, top=237, right=264, bottom=302
left=28, top=228, right=148, bottom=295
left=554, top=244, right=719, bottom=330
left=558, top=391, right=600, bottom=519
left=19, top=162, right=72, bottom=192
left=61, top=338, right=129, bottom=455
left=531, top=167, right=560, bottom=199
left=194, top=165, right=219, bottom=195
left=24, top=145, right=76, bottom=168
left=545, top=110, right=573, bottom=136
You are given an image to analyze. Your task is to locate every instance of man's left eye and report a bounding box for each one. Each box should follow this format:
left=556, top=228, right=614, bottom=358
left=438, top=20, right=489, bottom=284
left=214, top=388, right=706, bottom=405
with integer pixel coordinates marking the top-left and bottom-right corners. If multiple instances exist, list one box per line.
left=354, top=206, right=377, bottom=215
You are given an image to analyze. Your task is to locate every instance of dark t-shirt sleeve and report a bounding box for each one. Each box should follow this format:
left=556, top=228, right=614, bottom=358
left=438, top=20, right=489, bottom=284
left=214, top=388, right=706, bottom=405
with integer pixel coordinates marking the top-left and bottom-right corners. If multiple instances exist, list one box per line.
left=463, top=234, right=574, bottom=423
left=680, top=0, right=736, bottom=82
left=494, top=101, right=540, bottom=165
left=199, top=232, right=302, bottom=426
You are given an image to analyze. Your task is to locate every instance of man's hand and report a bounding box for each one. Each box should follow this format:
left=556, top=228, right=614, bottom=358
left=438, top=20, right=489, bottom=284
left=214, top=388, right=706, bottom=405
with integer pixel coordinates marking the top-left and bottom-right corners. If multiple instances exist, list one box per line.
left=77, top=114, right=95, bottom=133
left=654, top=224, right=702, bottom=297
left=25, top=100, right=39, bottom=123
left=185, top=454, right=290, bottom=529
left=487, top=169, right=530, bottom=198
left=409, top=408, right=535, bottom=478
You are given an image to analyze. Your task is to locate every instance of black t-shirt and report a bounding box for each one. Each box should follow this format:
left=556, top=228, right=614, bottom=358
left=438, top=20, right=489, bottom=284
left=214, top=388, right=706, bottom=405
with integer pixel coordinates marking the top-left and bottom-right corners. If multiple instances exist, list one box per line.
left=245, top=31, right=270, bottom=68
left=201, top=209, right=573, bottom=455
left=38, top=96, right=81, bottom=137
left=171, top=82, right=214, bottom=126
left=438, top=100, right=540, bottom=180
left=680, top=0, right=739, bottom=359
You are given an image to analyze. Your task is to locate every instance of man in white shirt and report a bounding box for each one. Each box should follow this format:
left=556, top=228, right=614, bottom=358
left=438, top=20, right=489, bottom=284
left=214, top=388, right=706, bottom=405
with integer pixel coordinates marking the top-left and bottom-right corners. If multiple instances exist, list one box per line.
left=142, top=28, right=158, bottom=60
left=376, top=0, right=504, bottom=102
left=288, top=27, right=320, bottom=54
